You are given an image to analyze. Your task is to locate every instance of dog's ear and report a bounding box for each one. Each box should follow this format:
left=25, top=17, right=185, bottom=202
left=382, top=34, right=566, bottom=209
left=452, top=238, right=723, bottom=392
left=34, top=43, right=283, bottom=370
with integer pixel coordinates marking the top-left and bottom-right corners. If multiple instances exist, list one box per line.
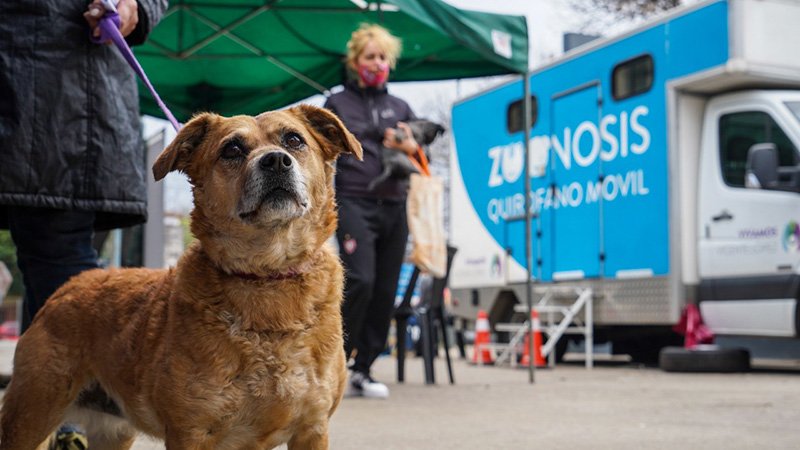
left=292, top=104, right=363, bottom=162
left=417, top=120, right=446, bottom=146
left=153, top=112, right=217, bottom=181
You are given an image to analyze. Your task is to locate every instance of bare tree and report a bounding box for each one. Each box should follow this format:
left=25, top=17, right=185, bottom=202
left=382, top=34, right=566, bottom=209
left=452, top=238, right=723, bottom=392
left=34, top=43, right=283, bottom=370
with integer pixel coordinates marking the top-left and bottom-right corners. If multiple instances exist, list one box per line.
left=570, top=0, right=684, bottom=34
left=573, top=0, right=681, bottom=19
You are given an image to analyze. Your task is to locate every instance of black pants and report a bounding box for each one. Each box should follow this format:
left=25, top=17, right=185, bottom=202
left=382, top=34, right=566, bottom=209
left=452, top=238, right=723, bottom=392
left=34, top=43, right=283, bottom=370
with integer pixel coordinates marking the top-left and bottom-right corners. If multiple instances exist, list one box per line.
left=337, top=196, right=408, bottom=375
left=7, top=206, right=98, bottom=332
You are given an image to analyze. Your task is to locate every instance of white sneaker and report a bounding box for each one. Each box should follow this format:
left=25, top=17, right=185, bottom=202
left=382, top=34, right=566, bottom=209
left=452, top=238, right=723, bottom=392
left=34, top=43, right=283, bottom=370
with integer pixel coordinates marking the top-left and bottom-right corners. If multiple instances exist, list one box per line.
left=348, top=371, right=389, bottom=399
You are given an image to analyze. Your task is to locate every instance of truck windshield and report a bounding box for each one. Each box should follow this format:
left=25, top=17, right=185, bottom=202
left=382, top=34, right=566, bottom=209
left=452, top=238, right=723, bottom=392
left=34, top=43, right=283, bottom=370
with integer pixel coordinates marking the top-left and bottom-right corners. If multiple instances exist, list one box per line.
left=787, top=102, right=800, bottom=124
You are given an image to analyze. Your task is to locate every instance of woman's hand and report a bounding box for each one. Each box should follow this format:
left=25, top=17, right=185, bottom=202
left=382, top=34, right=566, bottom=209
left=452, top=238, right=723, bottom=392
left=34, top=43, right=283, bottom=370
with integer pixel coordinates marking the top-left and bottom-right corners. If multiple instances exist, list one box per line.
left=84, top=0, right=139, bottom=40
left=383, top=122, right=420, bottom=156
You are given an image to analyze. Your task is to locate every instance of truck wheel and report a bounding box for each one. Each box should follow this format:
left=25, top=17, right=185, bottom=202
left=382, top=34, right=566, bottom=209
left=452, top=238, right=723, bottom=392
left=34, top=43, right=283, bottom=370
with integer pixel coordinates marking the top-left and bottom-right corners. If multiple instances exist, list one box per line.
left=659, top=345, right=750, bottom=373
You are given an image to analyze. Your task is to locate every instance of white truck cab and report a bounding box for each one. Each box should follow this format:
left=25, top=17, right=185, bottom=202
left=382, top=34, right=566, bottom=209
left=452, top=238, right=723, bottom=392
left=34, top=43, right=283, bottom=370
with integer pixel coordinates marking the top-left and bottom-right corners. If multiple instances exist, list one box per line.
left=698, top=91, right=800, bottom=338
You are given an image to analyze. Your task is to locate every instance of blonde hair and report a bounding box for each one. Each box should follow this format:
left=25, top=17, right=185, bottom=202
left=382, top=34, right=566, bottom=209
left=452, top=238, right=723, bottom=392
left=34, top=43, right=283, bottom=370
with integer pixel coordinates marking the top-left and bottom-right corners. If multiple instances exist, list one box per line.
left=346, top=23, right=402, bottom=69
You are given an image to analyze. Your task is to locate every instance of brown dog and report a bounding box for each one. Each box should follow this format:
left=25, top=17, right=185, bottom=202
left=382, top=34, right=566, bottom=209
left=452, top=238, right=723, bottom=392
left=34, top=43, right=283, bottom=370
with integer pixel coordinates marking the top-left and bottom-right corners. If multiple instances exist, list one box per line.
left=0, top=104, right=362, bottom=449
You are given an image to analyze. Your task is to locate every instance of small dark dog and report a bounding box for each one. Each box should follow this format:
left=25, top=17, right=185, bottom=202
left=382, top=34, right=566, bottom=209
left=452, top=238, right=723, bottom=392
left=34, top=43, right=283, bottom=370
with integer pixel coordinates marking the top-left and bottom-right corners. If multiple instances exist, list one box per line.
left=367, top=119, right=445, bottom=191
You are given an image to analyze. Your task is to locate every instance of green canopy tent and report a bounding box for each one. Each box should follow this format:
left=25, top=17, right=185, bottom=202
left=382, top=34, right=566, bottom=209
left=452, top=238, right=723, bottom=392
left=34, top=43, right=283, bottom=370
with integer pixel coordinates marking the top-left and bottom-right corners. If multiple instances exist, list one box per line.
left=137, top=0, right=528, bottom=120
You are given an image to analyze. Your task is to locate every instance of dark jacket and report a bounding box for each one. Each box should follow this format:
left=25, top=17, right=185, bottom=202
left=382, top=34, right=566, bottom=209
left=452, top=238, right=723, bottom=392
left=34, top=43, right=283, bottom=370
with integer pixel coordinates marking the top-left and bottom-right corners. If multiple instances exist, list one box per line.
left=324, top=79, right=416, bottom=201
left=0, top=0, right=168, bottom=231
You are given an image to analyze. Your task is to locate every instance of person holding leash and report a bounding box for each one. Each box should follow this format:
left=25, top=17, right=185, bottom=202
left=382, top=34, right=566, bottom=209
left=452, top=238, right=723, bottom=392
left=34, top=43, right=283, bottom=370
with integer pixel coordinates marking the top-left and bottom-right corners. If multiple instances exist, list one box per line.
left=0, top=0, right=167, bottom=446
left=324, top=23, right=420, bottom=399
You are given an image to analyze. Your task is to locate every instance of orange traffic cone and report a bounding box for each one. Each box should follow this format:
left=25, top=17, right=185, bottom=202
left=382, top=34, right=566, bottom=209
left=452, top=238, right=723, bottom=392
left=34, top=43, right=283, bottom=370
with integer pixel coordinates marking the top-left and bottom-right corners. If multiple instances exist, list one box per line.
left=520, top=310, right=546, bottom=367
left=471, top=310, right=494, bottom=365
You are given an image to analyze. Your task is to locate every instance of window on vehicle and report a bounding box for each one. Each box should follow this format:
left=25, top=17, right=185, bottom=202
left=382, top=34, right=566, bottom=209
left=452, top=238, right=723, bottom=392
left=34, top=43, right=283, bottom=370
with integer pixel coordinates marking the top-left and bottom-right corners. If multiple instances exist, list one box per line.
left=612, top=54, right=654, bottom=100
left=507, top=96, right=538, bottom=134
left=718, top=111, right=798, bottom=188
left=786, top=101, right=800, bottom=123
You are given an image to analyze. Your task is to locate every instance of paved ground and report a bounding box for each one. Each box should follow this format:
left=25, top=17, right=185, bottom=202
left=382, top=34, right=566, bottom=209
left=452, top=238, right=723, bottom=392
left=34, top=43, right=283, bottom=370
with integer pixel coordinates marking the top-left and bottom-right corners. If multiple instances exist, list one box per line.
left=324, top=356, right=800, bottom=450
left=2, top=340, right=799, bottom=449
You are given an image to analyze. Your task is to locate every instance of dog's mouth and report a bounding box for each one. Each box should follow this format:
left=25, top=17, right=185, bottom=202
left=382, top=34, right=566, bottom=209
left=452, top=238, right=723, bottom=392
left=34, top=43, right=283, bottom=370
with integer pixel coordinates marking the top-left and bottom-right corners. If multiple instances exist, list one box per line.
left=238, top=187, right=308, bottom=222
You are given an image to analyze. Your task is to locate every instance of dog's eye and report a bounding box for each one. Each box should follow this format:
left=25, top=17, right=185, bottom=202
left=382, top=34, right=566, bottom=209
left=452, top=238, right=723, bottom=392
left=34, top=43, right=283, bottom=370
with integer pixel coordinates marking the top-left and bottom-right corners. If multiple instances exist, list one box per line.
left=284, top=132, right=305, bottom=150
left=220, top=141, right=247, bottom=160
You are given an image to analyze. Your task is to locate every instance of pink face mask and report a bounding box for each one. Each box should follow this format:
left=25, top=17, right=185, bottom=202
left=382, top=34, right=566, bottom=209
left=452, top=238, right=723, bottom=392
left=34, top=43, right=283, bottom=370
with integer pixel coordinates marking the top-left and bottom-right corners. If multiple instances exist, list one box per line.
left=357, top=63, right=390, bottom=87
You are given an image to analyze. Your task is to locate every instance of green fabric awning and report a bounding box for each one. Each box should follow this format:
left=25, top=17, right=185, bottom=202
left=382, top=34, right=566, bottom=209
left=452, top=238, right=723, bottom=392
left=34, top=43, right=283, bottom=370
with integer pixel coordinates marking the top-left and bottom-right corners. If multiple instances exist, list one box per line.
left=137, top=0, right=528, bottom=121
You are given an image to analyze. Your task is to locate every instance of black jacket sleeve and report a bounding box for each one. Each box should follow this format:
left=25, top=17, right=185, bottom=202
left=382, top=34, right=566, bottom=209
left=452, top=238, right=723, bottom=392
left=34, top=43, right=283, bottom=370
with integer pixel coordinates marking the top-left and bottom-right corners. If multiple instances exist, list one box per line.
left=125, top=0, right=169, bottom=46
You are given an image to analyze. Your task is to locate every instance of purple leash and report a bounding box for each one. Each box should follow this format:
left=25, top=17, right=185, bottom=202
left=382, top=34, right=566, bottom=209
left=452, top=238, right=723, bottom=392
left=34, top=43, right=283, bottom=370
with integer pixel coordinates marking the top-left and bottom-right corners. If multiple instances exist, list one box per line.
left=92, top=6, right=182, bottom=131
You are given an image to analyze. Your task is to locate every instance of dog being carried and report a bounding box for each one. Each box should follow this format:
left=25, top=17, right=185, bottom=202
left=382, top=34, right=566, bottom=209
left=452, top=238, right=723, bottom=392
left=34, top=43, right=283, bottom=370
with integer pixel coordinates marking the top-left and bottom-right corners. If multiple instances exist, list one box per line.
left=367, top=119, right=445, bottom=192
left=0, top=105, right=362, bottom=450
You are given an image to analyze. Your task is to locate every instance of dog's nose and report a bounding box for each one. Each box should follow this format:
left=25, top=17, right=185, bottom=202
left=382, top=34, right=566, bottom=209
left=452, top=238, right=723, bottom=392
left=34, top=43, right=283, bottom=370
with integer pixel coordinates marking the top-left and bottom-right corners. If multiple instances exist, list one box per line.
left=260, top=151, right=293, bottom=173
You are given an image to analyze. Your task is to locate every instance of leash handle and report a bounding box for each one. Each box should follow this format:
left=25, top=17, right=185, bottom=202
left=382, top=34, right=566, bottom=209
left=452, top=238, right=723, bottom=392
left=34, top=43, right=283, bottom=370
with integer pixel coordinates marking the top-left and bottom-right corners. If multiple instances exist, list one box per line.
left=93, top=13, right=182, bottom=131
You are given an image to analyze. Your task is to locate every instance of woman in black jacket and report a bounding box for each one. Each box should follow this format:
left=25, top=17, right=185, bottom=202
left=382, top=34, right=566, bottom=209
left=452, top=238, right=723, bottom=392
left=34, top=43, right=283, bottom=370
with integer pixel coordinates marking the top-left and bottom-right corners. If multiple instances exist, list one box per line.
left=324, top=23, right=420, bottom=399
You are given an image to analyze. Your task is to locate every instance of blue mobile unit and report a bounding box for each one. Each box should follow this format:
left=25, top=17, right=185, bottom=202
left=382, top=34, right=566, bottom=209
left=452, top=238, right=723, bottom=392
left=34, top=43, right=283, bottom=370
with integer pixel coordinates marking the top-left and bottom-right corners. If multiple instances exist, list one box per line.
left=449, top=0, right=800, bottom=358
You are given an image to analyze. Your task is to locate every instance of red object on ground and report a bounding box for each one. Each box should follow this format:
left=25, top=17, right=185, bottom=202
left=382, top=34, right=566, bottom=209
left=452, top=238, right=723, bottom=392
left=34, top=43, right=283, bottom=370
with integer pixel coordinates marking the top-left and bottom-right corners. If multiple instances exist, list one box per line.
left=673, top=304, right=714, bottom=348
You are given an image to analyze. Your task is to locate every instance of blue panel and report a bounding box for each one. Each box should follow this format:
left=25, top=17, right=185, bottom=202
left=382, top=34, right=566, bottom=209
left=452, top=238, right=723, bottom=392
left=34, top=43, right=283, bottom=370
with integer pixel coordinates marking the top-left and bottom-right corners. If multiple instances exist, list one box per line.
left=452, top=0, right=730, bottom=281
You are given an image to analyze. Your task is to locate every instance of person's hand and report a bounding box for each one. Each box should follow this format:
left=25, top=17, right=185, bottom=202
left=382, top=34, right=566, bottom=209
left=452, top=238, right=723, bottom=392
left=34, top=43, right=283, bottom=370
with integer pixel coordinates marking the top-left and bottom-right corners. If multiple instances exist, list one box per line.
left=84, top=0, right=139, bottom=40
left=383, top=122, right=419, bottom=156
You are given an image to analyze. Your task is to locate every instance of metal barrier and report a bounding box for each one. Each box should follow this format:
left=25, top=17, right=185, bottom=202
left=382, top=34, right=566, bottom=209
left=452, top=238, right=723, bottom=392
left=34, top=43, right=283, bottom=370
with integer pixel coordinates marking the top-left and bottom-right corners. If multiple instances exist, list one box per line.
left=491, top=286, right=594, bottom=369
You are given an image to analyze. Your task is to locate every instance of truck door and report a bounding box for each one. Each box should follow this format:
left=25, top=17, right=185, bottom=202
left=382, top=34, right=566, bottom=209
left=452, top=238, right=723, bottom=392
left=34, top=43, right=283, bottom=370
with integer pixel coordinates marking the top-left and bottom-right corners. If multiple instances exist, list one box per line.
left=698, top=93, right=800, bottom=336
left=545, top=82, right=603, bottom=281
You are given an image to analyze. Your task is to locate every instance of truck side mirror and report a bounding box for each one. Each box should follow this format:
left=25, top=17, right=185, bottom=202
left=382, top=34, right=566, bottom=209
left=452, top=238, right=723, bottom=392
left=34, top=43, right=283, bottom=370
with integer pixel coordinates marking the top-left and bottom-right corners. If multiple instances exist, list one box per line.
left=745, top=143, right=779, bottom=189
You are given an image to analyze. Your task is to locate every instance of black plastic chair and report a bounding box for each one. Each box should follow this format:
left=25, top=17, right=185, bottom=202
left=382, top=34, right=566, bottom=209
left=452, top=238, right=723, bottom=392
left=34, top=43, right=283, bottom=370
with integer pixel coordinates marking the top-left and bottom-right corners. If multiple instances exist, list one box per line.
left=394, top=245, right=457, bottom=385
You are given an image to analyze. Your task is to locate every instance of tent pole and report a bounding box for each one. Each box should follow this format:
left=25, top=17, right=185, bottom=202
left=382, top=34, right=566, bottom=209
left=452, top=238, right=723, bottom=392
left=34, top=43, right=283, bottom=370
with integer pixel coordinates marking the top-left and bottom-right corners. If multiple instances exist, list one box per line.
left=522, top=72, right=535, bottom=384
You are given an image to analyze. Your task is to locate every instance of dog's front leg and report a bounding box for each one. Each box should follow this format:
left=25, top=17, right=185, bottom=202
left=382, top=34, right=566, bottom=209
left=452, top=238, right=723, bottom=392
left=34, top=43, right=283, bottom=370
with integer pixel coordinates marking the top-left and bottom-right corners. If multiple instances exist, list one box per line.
left=288, top=424, right=330, bottom=450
